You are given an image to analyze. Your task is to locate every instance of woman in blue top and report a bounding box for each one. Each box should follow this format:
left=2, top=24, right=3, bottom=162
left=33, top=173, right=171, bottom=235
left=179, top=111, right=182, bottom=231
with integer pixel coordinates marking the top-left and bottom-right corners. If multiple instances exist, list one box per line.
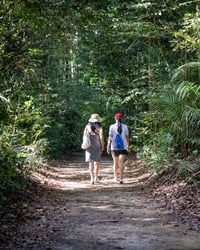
left=107, top=113, right=130, bottom=184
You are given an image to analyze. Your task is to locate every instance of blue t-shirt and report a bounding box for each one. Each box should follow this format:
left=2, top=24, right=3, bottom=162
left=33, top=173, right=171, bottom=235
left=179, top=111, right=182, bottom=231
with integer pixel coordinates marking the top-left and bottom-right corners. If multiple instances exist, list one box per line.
left=109, top=123, right=129, bottom=150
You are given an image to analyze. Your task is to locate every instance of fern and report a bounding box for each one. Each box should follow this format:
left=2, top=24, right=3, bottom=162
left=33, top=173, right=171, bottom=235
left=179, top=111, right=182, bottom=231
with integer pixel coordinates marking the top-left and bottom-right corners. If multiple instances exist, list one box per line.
left=170, top=62, right=200, bottom=84
left=152, top=62, right=200, bottom=156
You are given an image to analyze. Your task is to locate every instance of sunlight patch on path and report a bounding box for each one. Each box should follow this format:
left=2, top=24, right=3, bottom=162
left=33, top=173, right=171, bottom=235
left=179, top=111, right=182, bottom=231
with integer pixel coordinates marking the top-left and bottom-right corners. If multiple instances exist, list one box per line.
left=33, top=157, right=149, bottom=191
left=9, top=155, right=200, bottom=250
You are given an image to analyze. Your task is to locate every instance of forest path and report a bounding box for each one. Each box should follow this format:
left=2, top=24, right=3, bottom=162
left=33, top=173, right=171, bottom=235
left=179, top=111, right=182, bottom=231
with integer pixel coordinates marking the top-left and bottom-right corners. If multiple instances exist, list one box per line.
left=2, top=155, right=200, bottom=250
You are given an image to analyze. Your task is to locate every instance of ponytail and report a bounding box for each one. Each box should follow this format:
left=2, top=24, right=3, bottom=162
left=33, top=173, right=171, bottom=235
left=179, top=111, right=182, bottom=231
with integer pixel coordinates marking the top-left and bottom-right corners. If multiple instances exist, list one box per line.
left=117, top=117, right=122, bottom=134
left=89, top=122, right=101, bottom=132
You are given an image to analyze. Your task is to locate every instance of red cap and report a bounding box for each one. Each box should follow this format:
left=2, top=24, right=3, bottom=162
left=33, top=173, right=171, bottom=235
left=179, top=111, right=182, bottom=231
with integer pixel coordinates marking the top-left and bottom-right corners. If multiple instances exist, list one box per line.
left=114, top=113, right=124, bottom=119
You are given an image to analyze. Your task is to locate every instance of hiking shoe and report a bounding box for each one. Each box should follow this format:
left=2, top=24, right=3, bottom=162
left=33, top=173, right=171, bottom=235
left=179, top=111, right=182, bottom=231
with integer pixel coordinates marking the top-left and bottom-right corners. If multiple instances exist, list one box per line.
left=113, top=177, right=118, bottom=182
left=94, top=176, right=99, bottom=183
left=90, top=176, right=94, bottom=184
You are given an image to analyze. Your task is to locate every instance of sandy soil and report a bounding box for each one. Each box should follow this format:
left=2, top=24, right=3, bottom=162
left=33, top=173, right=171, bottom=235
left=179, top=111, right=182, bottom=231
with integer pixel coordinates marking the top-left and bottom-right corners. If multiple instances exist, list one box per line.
left=1, top=155, right=200, bottom=250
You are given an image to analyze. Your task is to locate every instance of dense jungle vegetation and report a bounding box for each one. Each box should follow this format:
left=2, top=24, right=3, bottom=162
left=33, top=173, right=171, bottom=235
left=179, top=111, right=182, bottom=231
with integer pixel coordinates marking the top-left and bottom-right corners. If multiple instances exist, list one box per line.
left=0, top=0, right=200, bottom=206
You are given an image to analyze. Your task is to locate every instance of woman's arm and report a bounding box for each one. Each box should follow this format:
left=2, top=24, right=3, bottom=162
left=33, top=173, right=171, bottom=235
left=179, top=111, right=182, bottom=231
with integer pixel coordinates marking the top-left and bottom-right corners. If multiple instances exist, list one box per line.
left=99, top=128, right=104, bottom=151
left=126, top=134, right=130, bottom=152
left=107, top=135, right=112, bottom=154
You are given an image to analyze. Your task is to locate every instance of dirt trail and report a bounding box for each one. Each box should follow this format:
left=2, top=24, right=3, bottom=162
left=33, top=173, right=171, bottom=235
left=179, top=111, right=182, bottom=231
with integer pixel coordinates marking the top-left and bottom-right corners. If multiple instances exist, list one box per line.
left=2, top=155, right=200, bottom=250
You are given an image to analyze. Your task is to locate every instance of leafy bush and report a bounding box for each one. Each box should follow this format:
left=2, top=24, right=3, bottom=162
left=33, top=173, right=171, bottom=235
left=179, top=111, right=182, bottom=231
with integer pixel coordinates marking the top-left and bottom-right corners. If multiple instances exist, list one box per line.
left=138, top=130, right=173, bottom=171
left=0, top=142, right=26, bottom=204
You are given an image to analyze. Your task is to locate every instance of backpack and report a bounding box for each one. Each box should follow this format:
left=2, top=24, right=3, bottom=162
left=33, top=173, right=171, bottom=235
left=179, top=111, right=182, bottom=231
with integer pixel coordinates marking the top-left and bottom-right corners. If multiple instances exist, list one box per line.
left=114, top=133, right=124, bottom=149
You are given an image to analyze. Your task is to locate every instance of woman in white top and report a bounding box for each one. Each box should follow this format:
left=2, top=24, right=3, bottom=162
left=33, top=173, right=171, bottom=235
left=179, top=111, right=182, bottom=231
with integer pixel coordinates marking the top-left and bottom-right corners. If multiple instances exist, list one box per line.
left=107, top=113, right=130, bottom=183
left=83, top=114, right=104, bottom=184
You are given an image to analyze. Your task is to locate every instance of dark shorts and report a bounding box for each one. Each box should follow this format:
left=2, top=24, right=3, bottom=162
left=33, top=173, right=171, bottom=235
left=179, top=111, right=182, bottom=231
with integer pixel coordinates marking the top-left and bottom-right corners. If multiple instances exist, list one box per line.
left=111, top=149, right=128, bottom=157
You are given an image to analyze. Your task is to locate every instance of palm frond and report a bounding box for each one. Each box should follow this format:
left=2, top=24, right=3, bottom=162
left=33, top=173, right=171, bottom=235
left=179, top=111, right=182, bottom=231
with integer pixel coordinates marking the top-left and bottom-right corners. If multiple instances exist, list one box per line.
left=170, top=62, right=200, bottom=84
left=176, top=81, right=200, bottom=101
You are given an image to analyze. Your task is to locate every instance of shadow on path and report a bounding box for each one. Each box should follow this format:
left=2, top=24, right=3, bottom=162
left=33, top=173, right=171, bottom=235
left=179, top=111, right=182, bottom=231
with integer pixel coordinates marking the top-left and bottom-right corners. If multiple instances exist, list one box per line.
left=1, top=155, right=200, bottom=250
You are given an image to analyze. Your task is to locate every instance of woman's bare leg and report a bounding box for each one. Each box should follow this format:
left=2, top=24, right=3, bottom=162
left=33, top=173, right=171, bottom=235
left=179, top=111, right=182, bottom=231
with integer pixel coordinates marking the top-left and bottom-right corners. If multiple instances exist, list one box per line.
left=112, top=156, right=119, bottom=181
left=94, top=161, right=99, bottom=182
left=89, top=162, right=94, bottom=184
left=119, top=154, right=126, bottom=183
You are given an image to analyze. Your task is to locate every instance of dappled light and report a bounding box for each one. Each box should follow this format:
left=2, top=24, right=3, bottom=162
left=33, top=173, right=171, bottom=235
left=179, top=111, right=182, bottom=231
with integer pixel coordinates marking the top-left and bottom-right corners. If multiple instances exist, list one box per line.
left=1, top=0, right=200, bottom=249
left=31, top=156, right=150, bottom=191
left=1, top=155, right=200, bottom=250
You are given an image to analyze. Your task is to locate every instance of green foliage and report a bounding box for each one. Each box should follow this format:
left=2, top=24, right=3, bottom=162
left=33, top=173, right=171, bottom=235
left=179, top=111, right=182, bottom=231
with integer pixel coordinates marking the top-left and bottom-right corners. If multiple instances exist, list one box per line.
left=0, top=0, right=200, bottom=204
left=172, top=13, right=200, bottom=54
left=0, top=134, right=27, bottom=203
left=137, top=130, right=173, bottom=171
left=146, top=62, right=200, bottom=168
